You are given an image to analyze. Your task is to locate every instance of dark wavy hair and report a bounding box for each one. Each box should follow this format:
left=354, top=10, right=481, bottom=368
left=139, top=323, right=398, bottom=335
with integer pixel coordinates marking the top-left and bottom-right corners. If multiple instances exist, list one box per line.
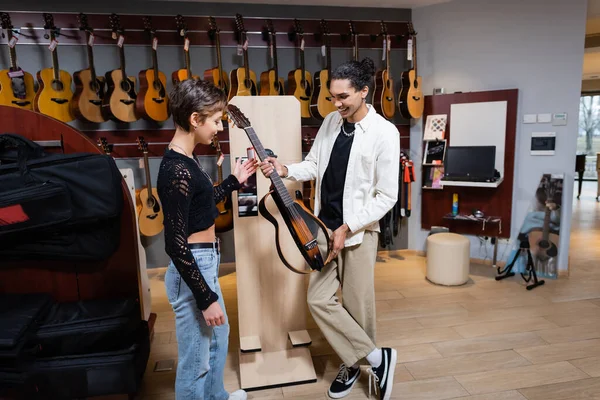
left=169, top=79, right=227, bottom=132
left=331, top=57, right=376, bottom=92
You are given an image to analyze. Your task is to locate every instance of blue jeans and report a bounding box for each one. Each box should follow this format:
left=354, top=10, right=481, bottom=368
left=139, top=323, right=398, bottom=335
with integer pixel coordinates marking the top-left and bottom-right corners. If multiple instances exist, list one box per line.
left=165, top=247, right=230, bottom=400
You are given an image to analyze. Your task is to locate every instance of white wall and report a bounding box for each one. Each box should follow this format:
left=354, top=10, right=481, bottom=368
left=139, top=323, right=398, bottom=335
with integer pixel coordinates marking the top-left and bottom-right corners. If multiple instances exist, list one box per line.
left=409, top=0, right=588, bottom=271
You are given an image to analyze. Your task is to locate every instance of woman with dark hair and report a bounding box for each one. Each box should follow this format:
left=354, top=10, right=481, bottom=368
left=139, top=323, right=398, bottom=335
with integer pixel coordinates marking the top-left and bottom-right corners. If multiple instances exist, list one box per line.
left=260, top=58, right=400, bottom=400
left=157, top=79, right=256, bottom=400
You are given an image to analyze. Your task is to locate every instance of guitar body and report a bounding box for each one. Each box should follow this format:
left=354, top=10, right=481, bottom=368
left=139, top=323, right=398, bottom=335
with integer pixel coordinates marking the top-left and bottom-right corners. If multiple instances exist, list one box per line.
left=229, top=68, right=258, bottom=98
left=259, top=190, right=331, bottom=273
left=138, top=187, right=164, bottom=237
left=529, top=230, right=559, bottom=261
left=214, top=188, right=234, bottom=233
left=374, top=69, right=395, bottom=119
left=172, top=69, right=200, bottom=84
left=136, top=69, right=169, bottom=122
left=398, top=69, right=424, bottom=119
left=259, top=69, right=284, bottom=96
left=34, top=68, right=74, bottom=122
left=287, top=69, right=312, bottom=119
left=310, top=70, right=336, bottom=120
left=0, top=69, right=35, bottom=110
left=72, top=69, right=106, bottom=123
left=103, top=69, right=137, bottom=122
left=204, top=68, right=229, bottom=95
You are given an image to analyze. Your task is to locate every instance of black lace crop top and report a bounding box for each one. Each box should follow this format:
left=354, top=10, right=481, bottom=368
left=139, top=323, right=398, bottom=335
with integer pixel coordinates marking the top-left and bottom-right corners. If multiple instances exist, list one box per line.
left=157, top=149, right=241, bottom=310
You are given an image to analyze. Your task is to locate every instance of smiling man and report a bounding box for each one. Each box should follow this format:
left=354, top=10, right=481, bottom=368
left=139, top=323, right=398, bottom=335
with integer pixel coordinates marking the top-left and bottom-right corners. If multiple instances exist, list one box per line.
left=260, top=57, right=401, bottom=400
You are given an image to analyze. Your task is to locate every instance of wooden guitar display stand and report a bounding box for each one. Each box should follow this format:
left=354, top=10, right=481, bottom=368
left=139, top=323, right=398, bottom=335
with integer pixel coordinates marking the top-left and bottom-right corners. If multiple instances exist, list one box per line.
left=228, top=96, right=317, bottom=390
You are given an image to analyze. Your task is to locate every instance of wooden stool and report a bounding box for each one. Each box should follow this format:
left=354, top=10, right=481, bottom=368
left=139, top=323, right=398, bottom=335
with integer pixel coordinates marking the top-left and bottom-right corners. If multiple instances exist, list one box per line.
left=426, top=232, right=470, bottom=285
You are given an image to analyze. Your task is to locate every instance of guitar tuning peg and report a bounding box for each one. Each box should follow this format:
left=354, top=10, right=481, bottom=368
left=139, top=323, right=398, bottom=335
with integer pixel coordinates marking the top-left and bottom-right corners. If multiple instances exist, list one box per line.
left=43, top=33, right=49, bottom=40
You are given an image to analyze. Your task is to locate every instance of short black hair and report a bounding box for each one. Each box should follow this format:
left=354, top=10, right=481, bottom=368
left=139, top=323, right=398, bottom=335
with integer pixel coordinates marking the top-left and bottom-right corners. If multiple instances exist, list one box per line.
left=168, top=79, right=227, bottom=132
left=331, top=57, right=376, bottom=93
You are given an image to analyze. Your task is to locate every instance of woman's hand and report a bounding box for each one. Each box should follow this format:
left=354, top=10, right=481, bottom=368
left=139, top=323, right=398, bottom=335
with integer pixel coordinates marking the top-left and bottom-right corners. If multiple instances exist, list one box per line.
left=233, top=157, right=258, bottom=185
left=324, top=223, right=350, bottom=264
left=202, top=301, right=225, bottom=326
left=259, top=157, right=287, bottom=178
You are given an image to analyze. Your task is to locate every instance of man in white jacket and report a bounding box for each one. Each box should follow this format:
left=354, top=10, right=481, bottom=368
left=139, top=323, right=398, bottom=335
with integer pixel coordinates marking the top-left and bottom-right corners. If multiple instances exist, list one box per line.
left=260, top=57, right=400, bottom=400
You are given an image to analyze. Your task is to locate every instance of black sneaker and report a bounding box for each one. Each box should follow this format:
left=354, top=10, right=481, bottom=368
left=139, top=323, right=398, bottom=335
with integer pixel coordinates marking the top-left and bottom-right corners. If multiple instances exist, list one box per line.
left=366, top=348, right=397, bottom=400
left=327, top=364, right=361, bottom=399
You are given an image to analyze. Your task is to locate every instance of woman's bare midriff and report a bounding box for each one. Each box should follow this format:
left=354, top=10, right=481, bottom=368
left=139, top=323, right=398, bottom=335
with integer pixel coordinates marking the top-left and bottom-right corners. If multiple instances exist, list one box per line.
left=188, top=224, right=216, bottom=243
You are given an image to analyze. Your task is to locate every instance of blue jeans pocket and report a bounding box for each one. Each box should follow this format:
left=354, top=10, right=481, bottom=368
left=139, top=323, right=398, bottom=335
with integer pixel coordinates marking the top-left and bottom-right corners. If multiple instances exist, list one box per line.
left=165, top=264, right=181, bottom=304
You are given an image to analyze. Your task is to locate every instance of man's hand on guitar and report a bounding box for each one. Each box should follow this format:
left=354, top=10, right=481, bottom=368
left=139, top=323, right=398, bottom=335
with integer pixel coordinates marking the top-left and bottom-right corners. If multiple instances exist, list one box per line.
left=259, top=157, right=287, bottom=178
left=325, top=223, right=350, bottom=264
left=233, top=157, right=258, bottom=185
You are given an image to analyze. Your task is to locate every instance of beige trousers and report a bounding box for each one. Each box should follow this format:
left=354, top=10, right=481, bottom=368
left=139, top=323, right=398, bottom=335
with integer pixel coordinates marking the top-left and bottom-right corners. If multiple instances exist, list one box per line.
left=307, top=230, right=378, bottom=366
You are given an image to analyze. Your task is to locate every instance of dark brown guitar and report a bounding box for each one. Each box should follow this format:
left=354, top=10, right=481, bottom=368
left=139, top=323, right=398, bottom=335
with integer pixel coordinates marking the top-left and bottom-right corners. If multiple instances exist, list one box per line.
left=373, top=22, right=395, bottom=120
left=226, top=104, right=332, bottom=274
left=398, top=23, right=424, bottom=119
left=212, top=135, right=234, bottom=233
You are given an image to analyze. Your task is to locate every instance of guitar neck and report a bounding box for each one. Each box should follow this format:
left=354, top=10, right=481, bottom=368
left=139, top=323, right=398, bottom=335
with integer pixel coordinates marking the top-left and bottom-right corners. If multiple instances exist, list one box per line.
left=242, top=32, right=251, bottom=81
left=119, top=43, right=127, bottom=82
left=353, top=34, right=359, bottom=61
left=51, top=34, right=60, bottom=81
left=412, top=35, right=417, bottom=74
left=215, top=32, right=225, bottom=88
left=86, top=32, right=97, bottom=82
left=326, top=36, right=332, bottom=76
left=217, top=157, right=224, bottom=182
left=299, top=35, right=306, bottom=85
left=386, top=36, right=391, bottom=73
left=184, top=48, right=192, bottom=77
left=152, top=45, right=159, bottom=81
left=143, top=152, right=153, bottom=194
left=7, top=31, right=18, bottom=70
left=244, top=126, right=293, bottom=206
left=271, top=33, right=279, bottom=83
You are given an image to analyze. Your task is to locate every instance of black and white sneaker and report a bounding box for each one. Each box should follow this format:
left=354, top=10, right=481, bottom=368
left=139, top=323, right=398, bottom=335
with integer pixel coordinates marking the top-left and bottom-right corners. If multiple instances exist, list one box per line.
left=366, top=348, right=397, bottom=400
left=327, top=364, right=361, bottom=399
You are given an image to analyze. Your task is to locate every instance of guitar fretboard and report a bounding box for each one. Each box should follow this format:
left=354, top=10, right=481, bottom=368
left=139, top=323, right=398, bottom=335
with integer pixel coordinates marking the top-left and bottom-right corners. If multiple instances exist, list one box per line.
left=243, top=126, right=293, bottom=207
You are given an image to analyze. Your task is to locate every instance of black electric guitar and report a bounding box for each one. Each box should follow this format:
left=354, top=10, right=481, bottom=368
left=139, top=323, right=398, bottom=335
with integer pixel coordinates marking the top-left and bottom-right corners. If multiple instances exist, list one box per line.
left=226, top=104, right=332, bottom=274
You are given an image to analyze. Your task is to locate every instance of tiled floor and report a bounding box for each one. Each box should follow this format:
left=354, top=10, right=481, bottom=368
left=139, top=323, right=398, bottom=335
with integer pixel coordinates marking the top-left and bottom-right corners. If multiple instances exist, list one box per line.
left=139, top=181, right=600, bottom=399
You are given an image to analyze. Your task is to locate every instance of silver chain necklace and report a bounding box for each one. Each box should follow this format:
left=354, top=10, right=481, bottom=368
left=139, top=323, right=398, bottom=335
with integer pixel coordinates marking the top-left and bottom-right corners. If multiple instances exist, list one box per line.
left=168, top=142, right=213, bottom=183
left=341, top=121, right=356, bottom=137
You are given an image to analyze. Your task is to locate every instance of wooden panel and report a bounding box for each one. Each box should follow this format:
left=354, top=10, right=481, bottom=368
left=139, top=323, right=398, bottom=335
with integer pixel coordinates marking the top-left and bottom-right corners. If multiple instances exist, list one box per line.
left=0, top=105, right=140, bottom=302
left=420, top=89, right=518, bottom=238
left=0, top=12, right=410, bottom=49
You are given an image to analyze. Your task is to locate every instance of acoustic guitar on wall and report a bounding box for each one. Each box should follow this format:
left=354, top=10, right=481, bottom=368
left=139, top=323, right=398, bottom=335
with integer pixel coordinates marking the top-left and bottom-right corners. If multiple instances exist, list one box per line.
left=310, top=19, right=336, bottom=120
left=373, top=22, right=395, bottom=120
left=212, top=136, right=234, bottom=233
left=136, top=136, right=164, bottom=237
left=72, top=13, right=106, bottom=123
left=172, top=15, right=200, bottom=84
left=136, top=16, right=170, bottom=122
left=259, top=19, right=284, bottom=96
left=398, top=23, right=424, bottom=119
left=204, top=17, right=229, bottom=97
left=229, top=14, right=258, bottom=99
left=103, top=14, right=138, bottom=123
left=0, top=12, right=35, bottom=110
left=287, top=19, right=312, bottom=119
left=34, top=13, right=74, bottom=123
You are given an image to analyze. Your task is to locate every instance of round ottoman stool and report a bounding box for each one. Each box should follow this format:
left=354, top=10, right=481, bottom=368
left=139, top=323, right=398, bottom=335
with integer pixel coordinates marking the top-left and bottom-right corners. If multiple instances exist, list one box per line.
left=426, top=232, right=470, bottom=286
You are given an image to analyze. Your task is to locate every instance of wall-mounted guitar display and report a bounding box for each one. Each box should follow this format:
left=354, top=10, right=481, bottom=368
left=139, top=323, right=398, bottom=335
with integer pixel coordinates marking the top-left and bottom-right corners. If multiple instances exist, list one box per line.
left=0, top=12, right=35, bottom=110
left=136, top=16, right=170, bottom=122
left=34, top=13, right=74, bottom=123
left=72, top=13, right=106, bottom=123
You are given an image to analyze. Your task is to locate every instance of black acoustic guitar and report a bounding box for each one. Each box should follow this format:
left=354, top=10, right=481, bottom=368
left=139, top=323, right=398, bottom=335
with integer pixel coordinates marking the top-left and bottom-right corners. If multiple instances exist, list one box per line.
left=226, top=104, right=332, bottom=274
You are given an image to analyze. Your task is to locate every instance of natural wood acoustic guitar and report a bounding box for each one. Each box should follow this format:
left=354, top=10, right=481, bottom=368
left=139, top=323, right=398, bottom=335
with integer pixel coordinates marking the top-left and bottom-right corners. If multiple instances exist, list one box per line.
left=229, top=14, right=258, bottom=99
left=34, top=13, right=74, bottom=123
left=373, top=22, right=395, bottom=120
left=0, top=12, right=35, bottom=110
left=287, top=19, right=312, bottom=119
left=136, top=137, right=164, bottom=237
left=309, top=19, right=336, bottom=120
left=212, top=136, right=234, bottom=233
left=102, top=14, right=138, bottom=123
left=172, top=15, right=200, bottom=84
left=136, top=17, right=170, bottom=122
left=398, top=23, right=424, bottom=119
left=259, top=19, right=284, bottom=96
left=71, top=13, right=106, bottom=123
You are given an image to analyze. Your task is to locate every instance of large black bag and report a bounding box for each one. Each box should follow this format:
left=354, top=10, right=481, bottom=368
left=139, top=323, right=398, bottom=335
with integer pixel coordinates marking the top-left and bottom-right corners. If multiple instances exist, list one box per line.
left=0, top=133, right=124, bottom=261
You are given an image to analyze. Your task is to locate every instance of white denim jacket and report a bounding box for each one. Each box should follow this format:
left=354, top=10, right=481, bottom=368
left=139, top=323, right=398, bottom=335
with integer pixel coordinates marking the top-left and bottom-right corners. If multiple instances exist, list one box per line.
left=285, top=105, right=400, bottom=247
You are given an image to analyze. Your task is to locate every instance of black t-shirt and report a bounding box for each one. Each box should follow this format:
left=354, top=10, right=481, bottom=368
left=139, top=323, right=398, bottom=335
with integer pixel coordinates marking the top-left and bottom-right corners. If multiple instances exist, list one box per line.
left=318, top=120, right=355, bottom=231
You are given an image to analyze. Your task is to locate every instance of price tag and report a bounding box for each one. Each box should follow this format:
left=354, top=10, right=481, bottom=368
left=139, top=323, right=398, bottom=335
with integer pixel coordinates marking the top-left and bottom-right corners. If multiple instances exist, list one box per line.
left=8, top=69, right=24, bottom=78
left=407, top=38, right=413, bottom=61
left=48, top=39, right=58, bottom=52
left=217, top=153, right=225, bottom=166
left=88, top=32, right=95, bottom=46
left=321, top=45, right=326, bottom=57
left=242, top=38, right=249, bottom=51
left=184, top=38, right=190, bottom=51
left=300, top=38, right=305, bottom=51
left=117, top=35, right=125, bottom=48
left=269, top=43, right=273, bottom=59
left=382, top=38, right=386, bottom=61
left=152, top=37, right=158, bottom=50
left=387, top=35, right=391, bottom=51
left=237, top=44, right=243, bottom=56
left=8, top=36, right=18, bottom=48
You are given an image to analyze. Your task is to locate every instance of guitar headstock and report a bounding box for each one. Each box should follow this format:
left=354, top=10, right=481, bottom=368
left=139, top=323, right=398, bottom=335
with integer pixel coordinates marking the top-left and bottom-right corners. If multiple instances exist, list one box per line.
left=407, top=22, right=416, bottom=36
left=43, top=13, right=59, bottom=39
left=349, top=20, right=357, bottom=36
left=1, top=12, right=13, bottom=31
left=109, top=13, right=123, bottom=38
left=97, top=137, right=113, bottom=155
left=78, top=13, right=91, bottom=33
left=211, top=134, right=222, bottom=153
left=235, top=14, right=246, bottom=39
left=175, top=14, right=187, bottom=38
left=320, top=19, right=330, bottom=37
left=294, top=19, right=304, bottom=38
left=226, top=104, right=251, bottom=129
left=380, top=20, right=388, bottom=36
left=142, top=16, right=156, bottom=38
left=137, top=136, right=149, bottom=154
